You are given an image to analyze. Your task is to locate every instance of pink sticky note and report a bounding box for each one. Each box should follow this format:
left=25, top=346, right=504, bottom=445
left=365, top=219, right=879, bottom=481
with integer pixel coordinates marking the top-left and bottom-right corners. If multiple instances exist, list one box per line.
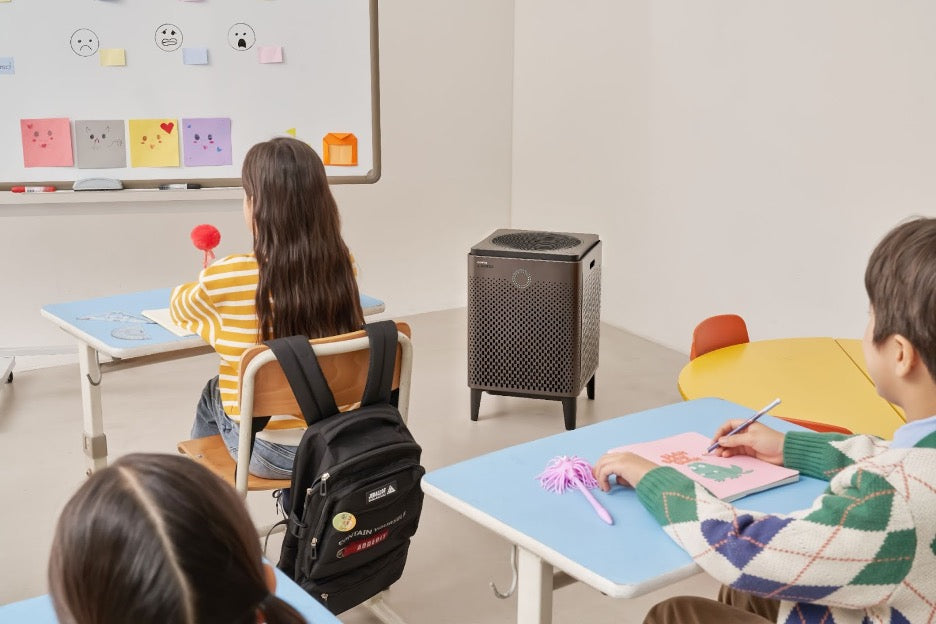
left=258, top=45, right=284, bottom=64
left=20, top=118, right=74, bottom=167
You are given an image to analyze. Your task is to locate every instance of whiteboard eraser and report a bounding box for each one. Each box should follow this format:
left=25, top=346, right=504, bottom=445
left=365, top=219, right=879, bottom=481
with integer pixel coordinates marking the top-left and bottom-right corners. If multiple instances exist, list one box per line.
left=73, top=178, right=124, bottom=191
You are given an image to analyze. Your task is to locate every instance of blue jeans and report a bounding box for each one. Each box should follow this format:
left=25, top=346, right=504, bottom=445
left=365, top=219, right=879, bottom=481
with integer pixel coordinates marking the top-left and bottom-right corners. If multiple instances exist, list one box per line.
left=192, top=376, right=296, bottom=479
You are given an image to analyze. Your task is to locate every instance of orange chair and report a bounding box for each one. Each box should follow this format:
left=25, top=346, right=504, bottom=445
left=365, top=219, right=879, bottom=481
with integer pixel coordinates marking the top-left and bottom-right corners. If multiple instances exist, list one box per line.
left=688, top=315, right=853, bottom=434
left=690, top=314, right=750, bottom=360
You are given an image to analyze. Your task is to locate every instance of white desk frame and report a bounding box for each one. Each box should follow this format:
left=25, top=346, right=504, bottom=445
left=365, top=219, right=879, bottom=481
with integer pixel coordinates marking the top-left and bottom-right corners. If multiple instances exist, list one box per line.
left=41, top=298, right=385, bottom=475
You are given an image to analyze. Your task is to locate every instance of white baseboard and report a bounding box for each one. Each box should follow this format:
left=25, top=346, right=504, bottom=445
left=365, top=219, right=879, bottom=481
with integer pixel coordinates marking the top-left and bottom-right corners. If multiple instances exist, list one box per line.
left=0, top=347, right=78, bottom=373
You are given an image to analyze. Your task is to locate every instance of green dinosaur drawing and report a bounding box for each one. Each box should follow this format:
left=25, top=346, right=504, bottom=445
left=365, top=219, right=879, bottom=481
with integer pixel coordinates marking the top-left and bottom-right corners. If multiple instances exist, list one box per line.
left=686, top=461, right=752, bottom=482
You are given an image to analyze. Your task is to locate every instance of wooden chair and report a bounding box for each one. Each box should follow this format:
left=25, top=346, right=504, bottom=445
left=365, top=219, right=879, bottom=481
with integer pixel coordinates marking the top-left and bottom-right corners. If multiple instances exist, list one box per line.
left=688, top=315, right=852, bottom=434
left=690, top=314, right=750, bottom=360
left=178, top=321, right=412, bottom=494
left=177, top=322, right=413, bottom=624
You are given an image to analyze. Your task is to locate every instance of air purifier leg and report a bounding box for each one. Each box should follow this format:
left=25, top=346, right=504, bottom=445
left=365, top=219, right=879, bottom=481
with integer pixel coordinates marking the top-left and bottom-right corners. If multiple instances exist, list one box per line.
left=561, top=398, right=576, bottom=430
left=470, top=388, right=483, bottom=421
left=587, top=374, right=595, bottom=400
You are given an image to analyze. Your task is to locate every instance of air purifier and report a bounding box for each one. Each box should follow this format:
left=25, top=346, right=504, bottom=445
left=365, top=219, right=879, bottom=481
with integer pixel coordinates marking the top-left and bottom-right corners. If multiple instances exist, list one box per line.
left=467, top=229, right=601, bottom=430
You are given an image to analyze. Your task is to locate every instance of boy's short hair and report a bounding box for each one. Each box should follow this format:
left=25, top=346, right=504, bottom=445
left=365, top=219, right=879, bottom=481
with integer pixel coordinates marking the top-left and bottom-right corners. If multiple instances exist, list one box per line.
left=865, top=217, right=936, bottom=382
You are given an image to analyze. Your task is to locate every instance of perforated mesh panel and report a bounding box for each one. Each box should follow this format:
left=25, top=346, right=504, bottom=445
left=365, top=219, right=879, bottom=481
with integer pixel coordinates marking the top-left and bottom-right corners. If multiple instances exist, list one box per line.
left=491, top=231, right=582, bottom=251
left=581, top=265, right=601, bottom=382
left=468, top=275, right=576, bottom=394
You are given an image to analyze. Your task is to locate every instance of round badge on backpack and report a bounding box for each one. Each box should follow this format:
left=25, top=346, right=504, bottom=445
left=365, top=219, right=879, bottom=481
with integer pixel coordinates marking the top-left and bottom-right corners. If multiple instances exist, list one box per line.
left=332, top=512, right=357, bottom=532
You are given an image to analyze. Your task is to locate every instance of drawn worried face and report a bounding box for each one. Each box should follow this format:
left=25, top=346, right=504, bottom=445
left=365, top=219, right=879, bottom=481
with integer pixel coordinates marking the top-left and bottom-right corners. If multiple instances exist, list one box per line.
left=227, top=23, right=256, bottom=51
left=70, top=29, right=100, bottom=57
left=84, top=123, right=124, bottom=151
left=155, top=24, right=183, bottom=52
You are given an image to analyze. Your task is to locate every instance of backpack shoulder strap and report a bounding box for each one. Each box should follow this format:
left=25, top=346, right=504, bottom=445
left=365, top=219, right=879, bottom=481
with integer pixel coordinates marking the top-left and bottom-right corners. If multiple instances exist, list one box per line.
left=264, top=335, right=339, bottom=426
left=360, top=320, right=399, bottom=407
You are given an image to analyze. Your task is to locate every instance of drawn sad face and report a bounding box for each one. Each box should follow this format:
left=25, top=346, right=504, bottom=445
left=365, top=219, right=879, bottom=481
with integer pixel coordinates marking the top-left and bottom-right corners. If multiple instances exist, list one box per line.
left=227, top=23, right=256, bottom=51
left=155, top=24, right=183, bottom=52
left=69, top=29, right=100, bottom=57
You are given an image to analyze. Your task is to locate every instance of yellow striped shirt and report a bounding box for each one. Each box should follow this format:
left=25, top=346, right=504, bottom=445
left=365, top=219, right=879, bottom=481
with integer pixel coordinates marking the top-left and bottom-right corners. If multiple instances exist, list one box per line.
left=170, top=253, right=300, bottom=427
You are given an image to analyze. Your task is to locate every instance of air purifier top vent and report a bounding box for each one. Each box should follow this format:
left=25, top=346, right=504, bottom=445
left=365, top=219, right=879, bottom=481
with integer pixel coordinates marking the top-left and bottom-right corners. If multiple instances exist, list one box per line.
left=491, top=231, right=582, bottom=251
left=470, top=229, right=599, bottom=261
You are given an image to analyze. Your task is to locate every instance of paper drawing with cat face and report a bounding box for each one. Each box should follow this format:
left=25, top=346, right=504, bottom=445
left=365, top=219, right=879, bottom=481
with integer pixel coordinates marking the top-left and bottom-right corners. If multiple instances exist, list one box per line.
left=181, top=118, right=232, bottom=166
left=75, top=120, right=126, bottom=168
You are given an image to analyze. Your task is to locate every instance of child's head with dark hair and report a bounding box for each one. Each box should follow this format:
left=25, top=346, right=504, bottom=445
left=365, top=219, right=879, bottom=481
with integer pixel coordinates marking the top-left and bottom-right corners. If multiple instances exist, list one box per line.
left=241, top=136, right=363, bottom=341
left=48, top=453, right=306, bottom=624
left=864, top=217, right=936, bottom=387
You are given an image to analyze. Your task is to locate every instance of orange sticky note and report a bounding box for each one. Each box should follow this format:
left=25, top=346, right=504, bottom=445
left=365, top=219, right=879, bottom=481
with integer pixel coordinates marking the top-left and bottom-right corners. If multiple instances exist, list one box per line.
left=322, top=133, right=357, bottom=166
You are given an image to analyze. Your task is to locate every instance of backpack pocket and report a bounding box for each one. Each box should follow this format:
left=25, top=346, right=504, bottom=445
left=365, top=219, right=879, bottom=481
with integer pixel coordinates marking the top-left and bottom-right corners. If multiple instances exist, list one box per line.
left=302, top=542, right=409, bottom=615
left=297, top=459, right=424, bottom=580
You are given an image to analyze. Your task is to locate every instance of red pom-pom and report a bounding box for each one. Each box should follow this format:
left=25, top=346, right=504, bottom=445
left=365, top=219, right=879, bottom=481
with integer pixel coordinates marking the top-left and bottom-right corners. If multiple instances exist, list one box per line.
left=190, top=224, right=221, bottom=268
left=191, top=224, right=221, bottom=251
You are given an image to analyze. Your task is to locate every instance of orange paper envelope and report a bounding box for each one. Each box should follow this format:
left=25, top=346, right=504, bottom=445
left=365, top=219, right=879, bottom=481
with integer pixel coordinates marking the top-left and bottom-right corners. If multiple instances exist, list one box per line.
left=322, top=133, right=357, bottom=166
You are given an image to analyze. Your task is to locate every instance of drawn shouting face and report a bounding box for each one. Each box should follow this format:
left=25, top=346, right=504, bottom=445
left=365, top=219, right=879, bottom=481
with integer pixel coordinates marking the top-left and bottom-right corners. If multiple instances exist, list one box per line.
left=227, top=23, right=256, bottom=51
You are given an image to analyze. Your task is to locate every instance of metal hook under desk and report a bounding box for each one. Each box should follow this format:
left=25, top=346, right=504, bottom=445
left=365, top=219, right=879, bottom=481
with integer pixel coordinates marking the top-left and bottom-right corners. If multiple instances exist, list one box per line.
left=490, top=544, right=518, bottom=599
left=86, top=350, right=102, bottom=386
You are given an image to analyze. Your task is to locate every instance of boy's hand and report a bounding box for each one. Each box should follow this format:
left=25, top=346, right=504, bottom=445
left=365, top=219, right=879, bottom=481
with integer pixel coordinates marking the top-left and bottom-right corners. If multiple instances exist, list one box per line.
left=709, top=421, right=785, bottom=465
left=593, top=452, right=659, bottom=491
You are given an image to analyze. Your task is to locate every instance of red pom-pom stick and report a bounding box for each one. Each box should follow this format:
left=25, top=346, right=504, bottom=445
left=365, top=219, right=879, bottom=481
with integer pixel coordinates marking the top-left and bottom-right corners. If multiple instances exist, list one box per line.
left=190, top=224, right=221, bottom=269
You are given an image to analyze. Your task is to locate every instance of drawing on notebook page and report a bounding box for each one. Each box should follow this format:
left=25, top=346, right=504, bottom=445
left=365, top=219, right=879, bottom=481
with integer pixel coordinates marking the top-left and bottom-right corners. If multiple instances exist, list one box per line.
left=610, top=431, right=798, bottom=502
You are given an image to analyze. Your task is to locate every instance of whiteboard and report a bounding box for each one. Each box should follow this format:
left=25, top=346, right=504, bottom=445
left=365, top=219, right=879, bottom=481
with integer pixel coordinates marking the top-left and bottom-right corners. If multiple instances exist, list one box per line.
left=0, top=0, right=380, bottom=189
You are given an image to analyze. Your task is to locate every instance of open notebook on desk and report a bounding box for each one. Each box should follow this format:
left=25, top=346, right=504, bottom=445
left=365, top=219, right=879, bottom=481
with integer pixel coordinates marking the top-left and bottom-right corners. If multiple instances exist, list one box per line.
left=141, top=308, right=195, bottom=338
left=610, top=431, right=799, bottom=502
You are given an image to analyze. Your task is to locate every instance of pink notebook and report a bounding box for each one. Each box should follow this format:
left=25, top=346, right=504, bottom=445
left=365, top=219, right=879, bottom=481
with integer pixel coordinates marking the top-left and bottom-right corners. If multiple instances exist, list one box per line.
left=610, top=431, right=799, bottom=502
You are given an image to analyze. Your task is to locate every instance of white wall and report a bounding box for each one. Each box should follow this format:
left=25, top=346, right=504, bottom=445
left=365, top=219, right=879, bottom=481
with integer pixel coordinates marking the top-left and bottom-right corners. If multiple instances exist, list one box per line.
left=1, top=0, right=515, bottom=354
left=512, top=0, right=936, bottom=352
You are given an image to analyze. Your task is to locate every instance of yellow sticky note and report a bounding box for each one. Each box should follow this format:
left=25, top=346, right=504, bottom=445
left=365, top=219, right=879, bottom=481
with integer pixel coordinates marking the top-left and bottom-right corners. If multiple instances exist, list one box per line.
left=285, top=128, right=296, bottom=137
left=100, top=48, right=126, bottom=67
left=128, top=119, right=180, bottom=167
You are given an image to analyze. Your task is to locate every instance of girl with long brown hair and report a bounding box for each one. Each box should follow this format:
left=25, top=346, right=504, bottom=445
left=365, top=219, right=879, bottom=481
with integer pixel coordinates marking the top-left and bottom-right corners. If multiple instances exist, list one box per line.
left=48, top=453, right=307, bottom=624
left=171, top=137, right=363, bottom=477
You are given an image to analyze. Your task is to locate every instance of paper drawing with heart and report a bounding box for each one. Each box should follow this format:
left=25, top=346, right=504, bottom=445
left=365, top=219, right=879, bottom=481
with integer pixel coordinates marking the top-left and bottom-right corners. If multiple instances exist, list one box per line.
left=128, top=118, right=180, bottom=167
left=181, top=117, right=232, bottom=167
left=20, top=118, right=74, bottom=167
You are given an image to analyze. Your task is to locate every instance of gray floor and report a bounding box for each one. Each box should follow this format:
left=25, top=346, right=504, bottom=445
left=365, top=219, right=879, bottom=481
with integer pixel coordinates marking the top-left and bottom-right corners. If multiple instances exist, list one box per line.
left=0, top=308, right=718, bottom=623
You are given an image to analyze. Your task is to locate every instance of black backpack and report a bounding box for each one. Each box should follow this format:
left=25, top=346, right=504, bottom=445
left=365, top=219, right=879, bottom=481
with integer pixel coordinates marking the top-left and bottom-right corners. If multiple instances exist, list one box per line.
left=262, top=321, right=424, bottom=615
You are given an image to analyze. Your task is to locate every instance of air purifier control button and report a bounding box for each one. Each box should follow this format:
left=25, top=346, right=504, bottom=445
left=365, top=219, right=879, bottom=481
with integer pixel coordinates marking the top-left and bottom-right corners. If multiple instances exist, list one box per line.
left=511, top=269, right=532, bottom=289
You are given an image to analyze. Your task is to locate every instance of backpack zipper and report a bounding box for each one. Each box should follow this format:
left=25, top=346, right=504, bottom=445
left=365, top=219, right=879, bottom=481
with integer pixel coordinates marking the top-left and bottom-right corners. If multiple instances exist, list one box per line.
left=310, top=441, right=420, bottom=497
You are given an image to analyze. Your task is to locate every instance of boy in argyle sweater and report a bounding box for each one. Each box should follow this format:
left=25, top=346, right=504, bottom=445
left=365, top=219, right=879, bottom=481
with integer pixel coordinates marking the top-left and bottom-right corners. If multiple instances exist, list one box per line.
left=594, top=217, right=936, bottom=624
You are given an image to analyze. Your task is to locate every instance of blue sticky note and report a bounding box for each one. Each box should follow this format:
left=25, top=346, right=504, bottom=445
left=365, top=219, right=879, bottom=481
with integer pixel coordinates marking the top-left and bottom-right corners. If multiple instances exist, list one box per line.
left=182, top=47, right=208, bottom=65
left=0, top=57, right=13, bottom=75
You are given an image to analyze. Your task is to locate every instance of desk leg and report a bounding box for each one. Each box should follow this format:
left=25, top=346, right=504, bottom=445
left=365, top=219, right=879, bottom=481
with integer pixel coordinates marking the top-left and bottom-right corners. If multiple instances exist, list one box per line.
left=516, top=547, right=552, bottom=624
left=77, top=342, right=107, bottom=475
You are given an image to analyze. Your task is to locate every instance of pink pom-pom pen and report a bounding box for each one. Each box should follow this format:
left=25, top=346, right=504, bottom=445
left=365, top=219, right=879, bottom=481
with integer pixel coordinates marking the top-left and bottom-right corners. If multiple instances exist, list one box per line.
left=537, top=455, right=613, bottom=525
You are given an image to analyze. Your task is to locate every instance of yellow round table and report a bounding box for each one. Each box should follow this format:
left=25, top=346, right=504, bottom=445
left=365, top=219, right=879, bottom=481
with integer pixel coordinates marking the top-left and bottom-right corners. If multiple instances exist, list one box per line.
left=678, top=338, right=905, bottom=439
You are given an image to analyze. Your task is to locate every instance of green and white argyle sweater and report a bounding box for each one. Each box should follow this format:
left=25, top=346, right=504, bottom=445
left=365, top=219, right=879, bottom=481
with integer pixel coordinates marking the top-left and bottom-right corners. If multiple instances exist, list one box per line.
left=635, top=430, right=936, bottom=624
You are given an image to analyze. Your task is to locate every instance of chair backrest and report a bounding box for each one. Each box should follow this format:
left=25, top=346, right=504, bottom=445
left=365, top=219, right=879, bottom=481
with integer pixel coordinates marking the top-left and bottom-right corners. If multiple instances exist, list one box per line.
left=690, top=314, right=750, bottom=360
left=233, top=322, right=413, bottom=493
left=239, top=321, right=413, bottom=422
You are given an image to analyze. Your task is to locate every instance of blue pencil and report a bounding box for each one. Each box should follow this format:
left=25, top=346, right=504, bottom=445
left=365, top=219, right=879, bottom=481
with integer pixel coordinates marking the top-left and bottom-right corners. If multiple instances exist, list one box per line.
left=706, top=398, right=782, bottom=454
